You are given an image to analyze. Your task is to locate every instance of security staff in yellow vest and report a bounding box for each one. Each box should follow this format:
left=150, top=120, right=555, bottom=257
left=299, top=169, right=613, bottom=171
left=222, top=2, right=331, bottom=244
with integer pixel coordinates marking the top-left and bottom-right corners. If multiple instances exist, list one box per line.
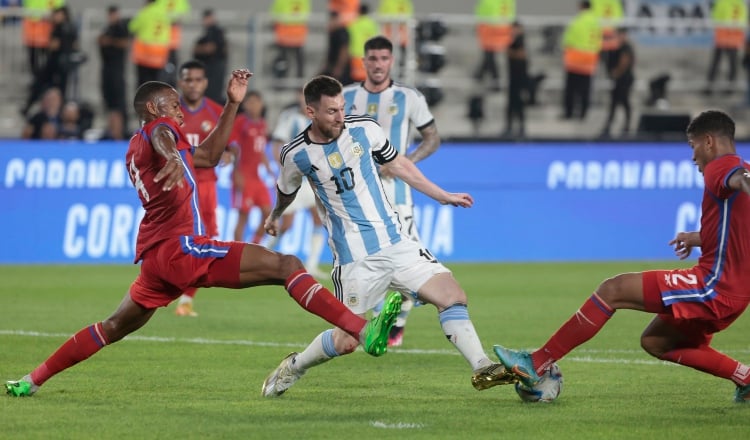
left=473, top=0, right=515, bottom=92
left=347, top=4, right=380, bottom=82
left=591, top=0, right=623, bottom=64
left=378, top=0, right=412, bottom=61
left=704, top=0, right=748, bottom=95
left=157, top=0, right=191, bottom=86
left=22, top=0, right=65, bottom=76
left=271, top=0, right=310, bottom=79
left=129, top=0, right=171, bottom=86
left=561, top=0, right=601, bottom=120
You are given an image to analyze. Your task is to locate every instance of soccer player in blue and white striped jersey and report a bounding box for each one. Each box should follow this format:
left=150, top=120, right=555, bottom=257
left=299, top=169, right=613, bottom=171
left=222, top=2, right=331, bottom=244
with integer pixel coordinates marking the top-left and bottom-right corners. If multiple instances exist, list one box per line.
left=342, top=35, right=441, bottom=345
left=260, top=75, right=515, bottom=397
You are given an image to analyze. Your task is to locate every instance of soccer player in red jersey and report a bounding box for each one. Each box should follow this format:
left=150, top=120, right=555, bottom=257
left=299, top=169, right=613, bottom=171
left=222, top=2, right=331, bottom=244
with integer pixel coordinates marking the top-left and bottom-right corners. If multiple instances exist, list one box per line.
left=4, top=70, right=402, bottom=398
left=495, top=110, right=750, bottom=403
left=231, top=90, right=273, bottom=244
left=173, top=59, right=238, bottom=317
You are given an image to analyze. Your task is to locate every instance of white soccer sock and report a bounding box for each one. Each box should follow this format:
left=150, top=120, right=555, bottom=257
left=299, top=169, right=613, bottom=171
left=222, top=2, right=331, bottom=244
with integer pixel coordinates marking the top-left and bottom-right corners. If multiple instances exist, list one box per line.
left=263, top=235, right=280, bottom=251
left=305, top=226, right=326, bottom=271
left=395, top=294, right=415, bottom=327
left=177, top=295, right=192, bottom=306
left=439, top=304, right=492, bottom=371
left=292, top=329, right=339, bottom=371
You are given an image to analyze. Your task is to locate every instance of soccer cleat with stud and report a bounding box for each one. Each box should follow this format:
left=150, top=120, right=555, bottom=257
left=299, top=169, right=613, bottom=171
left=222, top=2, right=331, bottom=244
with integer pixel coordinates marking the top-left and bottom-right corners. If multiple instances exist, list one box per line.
left=734, top=384, right=750, bottom=403
left=261, top=352, right=305, bottom=397
left=361, top=292, right=402, bottom=357
left=471, top=363, right=517, bottom=390
left=388, top=325, right=404, bottom=347
left=175, top=302, right=198, bottom=317
left=5, top=376, right=38, bottom=397
left=493, top=345, right=541, bottom=388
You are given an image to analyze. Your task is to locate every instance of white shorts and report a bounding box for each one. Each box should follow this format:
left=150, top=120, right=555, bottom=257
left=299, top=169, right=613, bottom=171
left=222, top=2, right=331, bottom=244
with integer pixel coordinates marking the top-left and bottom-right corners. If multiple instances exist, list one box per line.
left=286, top=180, right=317, bottom=214
left=332, top=239, right=450, bottom=314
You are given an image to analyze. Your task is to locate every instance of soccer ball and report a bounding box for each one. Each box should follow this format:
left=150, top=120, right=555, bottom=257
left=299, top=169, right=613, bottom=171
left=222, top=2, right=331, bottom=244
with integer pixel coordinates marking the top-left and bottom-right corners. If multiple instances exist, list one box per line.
left=514, top=363, right=563, bottom=403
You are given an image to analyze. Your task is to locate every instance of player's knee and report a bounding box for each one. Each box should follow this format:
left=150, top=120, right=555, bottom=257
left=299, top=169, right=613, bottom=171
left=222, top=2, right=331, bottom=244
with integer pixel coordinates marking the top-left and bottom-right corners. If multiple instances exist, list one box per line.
left=640, top=334, right=669, bottom=359
left=278, top=253, right=306, bottom=278
left=596, top=275, right=626, bottom=307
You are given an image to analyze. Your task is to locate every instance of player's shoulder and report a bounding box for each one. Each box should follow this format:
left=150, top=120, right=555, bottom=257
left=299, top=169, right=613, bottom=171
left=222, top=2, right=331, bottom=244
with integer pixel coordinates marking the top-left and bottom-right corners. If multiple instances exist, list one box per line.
left=344, top=114, right=381, bottom=128
left=391, top=80, right=426, bottom=98
left=279, top=131, right=309, bottom=166
left=342, top=82, right=365, bottom=94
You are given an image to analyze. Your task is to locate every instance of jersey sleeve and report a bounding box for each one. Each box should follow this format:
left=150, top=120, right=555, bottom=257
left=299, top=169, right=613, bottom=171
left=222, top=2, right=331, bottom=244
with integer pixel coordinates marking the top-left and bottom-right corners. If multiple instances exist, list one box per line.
left=410, top=88, right=435, bottom=130
left=703, top=154, right=746, bottom=199
left=277, top=148, right=304, bottom=195
left=149, top=117, right=193, bottom=154
left=368, top=121, right=398, bottom=164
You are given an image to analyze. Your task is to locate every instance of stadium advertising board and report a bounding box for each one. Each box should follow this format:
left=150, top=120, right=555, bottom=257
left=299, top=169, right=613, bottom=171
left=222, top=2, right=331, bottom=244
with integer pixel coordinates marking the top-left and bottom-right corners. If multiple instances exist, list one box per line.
left=1, top=140, right=740, bottom=263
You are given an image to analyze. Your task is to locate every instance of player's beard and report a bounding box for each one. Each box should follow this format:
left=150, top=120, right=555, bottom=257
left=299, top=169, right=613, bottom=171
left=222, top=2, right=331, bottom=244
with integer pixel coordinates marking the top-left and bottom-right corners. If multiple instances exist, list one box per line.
left=320, top=123, right=342, bottom=140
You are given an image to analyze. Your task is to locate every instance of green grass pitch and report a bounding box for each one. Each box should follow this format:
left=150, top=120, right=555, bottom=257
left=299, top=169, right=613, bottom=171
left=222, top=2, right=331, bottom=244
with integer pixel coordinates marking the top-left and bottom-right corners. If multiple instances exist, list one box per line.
left=1, top=262, right=749, bottom=439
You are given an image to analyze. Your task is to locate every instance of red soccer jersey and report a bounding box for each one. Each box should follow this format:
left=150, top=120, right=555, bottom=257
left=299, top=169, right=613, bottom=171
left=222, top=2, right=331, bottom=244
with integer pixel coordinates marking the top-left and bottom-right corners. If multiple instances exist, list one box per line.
left=697, top=154, right=750, bottom=299
left=180, top=96, right=227, bottom=183
left=126, top=117, right=205, bottom=263
left=233, top=114, right=267, bottom=181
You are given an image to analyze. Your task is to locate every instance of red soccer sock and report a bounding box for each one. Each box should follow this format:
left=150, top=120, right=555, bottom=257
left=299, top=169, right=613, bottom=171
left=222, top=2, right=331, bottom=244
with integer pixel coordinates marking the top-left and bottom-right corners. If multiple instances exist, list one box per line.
left=30, top=322, right=109, bottom=386
left=531, top=293, right=614, bottom=374
left=285, top=270, right=366, bottom=338
left=660, top=345, right=750, bottom=386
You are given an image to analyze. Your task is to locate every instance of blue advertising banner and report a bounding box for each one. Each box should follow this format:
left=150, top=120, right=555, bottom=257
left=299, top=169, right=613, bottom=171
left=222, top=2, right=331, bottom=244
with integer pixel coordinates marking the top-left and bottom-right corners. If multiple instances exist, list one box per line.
left=0, top=140, right=739, bottom=264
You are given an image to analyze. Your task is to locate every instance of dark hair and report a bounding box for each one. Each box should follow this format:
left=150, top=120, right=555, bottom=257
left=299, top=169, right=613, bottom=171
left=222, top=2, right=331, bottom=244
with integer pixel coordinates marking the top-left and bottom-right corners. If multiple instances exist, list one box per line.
left=303, top=75, right=342, bottom=106
left=133, top=81, right=173, bottom=115
left=686, top=110, right=735, bottom=140
left=364, top=35, right=393, bottom=53
left=107, top=5, right=119, bottom=14
left=178, top=59, right=207, bottom=75
left=580, top=1, right=591, bottom=9
left=202, top=8, right=214, bottom=18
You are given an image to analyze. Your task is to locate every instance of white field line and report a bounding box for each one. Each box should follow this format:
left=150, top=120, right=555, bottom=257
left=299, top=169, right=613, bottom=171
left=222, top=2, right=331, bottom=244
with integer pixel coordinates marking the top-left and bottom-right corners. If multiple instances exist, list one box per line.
left=3, top=329, right=750, bottom=366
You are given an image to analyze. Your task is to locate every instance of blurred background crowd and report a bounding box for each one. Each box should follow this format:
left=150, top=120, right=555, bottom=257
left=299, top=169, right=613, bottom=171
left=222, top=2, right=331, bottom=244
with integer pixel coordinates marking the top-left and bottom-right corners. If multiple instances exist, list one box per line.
left=1, top=0, right=750, bottom=142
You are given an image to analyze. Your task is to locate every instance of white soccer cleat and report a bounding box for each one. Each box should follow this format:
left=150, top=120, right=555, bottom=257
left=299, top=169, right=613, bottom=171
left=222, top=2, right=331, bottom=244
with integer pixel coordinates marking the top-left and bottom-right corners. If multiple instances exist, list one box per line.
left=261, top=352, right=305, bottom=398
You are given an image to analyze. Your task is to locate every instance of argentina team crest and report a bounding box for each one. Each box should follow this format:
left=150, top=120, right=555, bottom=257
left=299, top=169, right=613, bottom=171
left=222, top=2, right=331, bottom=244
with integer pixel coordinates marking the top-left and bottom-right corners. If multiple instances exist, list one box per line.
left=346, top=295, right=359, bottom=307
left=328, top=152, right=343, bottom=168
left=351, top=142, right=363, bottom=157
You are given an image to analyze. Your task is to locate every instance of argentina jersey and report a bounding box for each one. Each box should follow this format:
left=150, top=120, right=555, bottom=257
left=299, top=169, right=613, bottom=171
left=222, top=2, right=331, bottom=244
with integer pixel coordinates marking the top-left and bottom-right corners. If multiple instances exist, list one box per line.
left=342, top=80, right=434, bottom=206
left=278, top=115, right=402, bottom=265
left=271, top=105, right=310, bottom=143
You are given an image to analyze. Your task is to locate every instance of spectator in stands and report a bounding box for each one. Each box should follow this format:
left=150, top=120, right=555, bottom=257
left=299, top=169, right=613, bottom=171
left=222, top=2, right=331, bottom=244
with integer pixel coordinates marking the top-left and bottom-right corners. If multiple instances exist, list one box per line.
left=321, top=10, right=351, bottom=85
left=23, top=5, right=78, bottom=114
left=600, top=27, right=634, bottom=139
left=98, top=5, right=129, bottom=140
left=591, top=0, right=624, bottom=67
left=158, top=0, right=191, bottom=86
left=129, top=0, right=171, bottom=86
left=193, top=8, right=228, bottom=104
left=21, top=86, right=61, bottom=139
left=473, top=0, right=515, bottom=92
left=561, top=1, right=601, bottom=120
left=502, top=20, right=527, bottom=139
left=378, top=0, right=413, bottom=73
left=347, top=3, right=380, bottom=83
left=270, top=0, right=310, bottom=81
left=704, top=0, right=747, bottom=96
left=57, top=100, right=83, bottom=140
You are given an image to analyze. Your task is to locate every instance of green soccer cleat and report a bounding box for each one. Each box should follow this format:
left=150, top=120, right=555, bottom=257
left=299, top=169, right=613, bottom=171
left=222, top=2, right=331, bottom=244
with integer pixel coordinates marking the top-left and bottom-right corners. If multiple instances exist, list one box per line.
left=471, top=363, right=517, bottom=391
left=493, top=345, right=541, bottom=388
left=734, top=384, right=750, bottom=403
left=5, top=376, right=38, bottom=397
left=362, top=292, right=402, bottom=357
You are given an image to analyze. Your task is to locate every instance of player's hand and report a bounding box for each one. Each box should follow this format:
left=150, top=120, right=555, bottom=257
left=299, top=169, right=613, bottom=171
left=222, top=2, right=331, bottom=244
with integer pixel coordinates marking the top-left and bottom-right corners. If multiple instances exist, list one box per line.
left=226, top=69, right=252, bottom=104
left=153, top=155, right=184, bottom=191
left=441, top=192, right=473, bottom=208
left=669, top=232, right=696, bottom=260
left=264, top=215, right=280, bottom=236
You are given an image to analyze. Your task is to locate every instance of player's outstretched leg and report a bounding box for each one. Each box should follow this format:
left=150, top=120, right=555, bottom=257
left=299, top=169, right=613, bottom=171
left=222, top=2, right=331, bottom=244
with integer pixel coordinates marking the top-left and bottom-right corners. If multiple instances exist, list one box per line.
left=361, top=292, right=402, bottom=356
left=493, top=345, right=541, bottom=387
left=5, top=375, right=38, bottom=397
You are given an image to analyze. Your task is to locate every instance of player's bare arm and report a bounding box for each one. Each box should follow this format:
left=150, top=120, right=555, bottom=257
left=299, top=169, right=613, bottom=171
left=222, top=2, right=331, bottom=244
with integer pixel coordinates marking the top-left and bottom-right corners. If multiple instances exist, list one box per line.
left=381, top=122, right=440, bottom=179
left=727, top=168, right=750, bottom=196
left=193, top=69, right=252, bottom=168
left=669, top=231, right=701, bottom=260
left=381, top=154, right=473, bottom=208
left=264, top=188, right=299, bottom=236
left=151, top=125, right=185, bottom=191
